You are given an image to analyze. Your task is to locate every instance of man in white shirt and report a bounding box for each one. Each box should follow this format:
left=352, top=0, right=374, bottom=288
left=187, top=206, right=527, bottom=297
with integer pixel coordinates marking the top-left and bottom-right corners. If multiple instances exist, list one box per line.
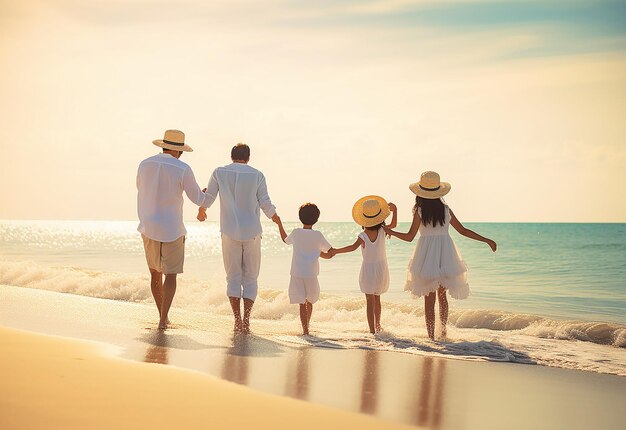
left=137, top=129, right=211, bottom=330
left=197, top=143, right=279, bottom=334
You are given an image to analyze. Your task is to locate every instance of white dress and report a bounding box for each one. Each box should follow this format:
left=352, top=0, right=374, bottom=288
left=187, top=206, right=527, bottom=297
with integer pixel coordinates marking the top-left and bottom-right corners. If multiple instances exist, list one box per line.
left=358, top=228, right=390, bottom=295
left=405, top=206, right=469, bottom=299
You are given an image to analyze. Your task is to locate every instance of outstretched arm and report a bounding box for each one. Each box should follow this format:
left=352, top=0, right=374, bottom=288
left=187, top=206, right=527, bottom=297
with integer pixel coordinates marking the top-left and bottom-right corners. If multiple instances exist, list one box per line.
left=272, top=215, right=288, bottom=243
left=450, top=210, right=497, bottom=252
left=387, top=202, right=398, bottom=229
left=331, top=238, right=364, bottom=256
left=183, top=168, right=212, bottom=208
left=384, top=210, right=420, bottom=242
left=197, top=171, right=219, bottom=222
left=257, top=175, right=277, bottom=219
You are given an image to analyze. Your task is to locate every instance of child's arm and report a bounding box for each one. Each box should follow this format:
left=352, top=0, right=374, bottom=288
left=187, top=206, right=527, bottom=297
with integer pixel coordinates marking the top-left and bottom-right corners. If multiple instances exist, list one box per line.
left=273, top=215, right=288, bottom=243
left=332, top=238, right=364, bottom=256
left=384, top=210, right=420, bottom=242
left=450, top=210, right=497, bottom=252
left=387, top=202, right=398, bottom=229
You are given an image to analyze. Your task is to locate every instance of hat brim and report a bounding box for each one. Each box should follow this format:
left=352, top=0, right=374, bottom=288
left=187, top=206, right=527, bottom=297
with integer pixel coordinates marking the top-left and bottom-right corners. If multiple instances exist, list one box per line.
left=352, top=195, right=391, bottom=227
left=153, top=140, right=194, bottom=152
left=409, top=182, right=451, bottom=198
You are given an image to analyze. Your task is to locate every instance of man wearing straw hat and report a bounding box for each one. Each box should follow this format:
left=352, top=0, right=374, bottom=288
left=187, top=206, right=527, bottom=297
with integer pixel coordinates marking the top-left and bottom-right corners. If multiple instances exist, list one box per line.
left=197, top=143, right=279, bottom=334
left=137, top=129, right=211, bottom=330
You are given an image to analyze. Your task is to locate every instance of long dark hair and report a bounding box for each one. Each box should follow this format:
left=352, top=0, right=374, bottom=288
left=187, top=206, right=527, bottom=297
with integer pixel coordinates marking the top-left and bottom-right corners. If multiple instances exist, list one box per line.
left=413, top=196, right=445, bottom=227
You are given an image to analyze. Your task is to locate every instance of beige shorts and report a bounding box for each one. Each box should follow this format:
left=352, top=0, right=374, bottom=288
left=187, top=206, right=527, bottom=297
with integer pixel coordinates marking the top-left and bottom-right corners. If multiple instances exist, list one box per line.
left=141, top=234, right=185, bottom=274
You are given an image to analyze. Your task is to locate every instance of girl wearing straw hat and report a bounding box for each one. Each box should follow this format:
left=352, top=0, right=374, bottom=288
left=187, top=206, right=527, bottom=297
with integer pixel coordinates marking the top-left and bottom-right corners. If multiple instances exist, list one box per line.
left=329, top=196, right=397, bottom=334
left=384, top=171, right=497, bottom=340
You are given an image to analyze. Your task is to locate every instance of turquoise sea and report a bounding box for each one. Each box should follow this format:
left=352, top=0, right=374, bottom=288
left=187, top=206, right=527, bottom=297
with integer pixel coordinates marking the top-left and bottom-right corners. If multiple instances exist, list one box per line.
left=1, top=220, right=625, bottom=375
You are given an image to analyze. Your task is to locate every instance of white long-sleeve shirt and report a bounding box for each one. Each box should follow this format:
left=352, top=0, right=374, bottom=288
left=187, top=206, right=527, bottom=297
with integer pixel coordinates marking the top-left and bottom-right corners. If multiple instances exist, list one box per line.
left=204, top=162, right=276, bottom=241
left=137, top=153, right=210, bottom=242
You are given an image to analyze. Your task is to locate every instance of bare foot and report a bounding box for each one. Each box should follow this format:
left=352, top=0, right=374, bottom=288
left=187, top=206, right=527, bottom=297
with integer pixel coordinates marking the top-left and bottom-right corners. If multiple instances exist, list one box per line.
left=242, top=320, right=250, bottom=335
left=158, top=322, right=168, bottom=330
left=234, top=320, right=243, bottom=334
left=376, top=325, right=382, bottom=333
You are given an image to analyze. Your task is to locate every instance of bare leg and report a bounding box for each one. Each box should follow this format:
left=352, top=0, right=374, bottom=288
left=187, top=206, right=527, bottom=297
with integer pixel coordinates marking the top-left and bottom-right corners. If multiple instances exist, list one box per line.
left=424, top=292, right=436, bottom=340
left=307, top=302, right=313, bottom=333
left=374, top=295, right=382, bottom=333
left=149, top=269, right=163, bottom=317
left=299, top=303, right=309, bottom=335
left=158, top=274, right=177, bottom=330
left=437, top=287, right=449, bottom=338
left=229, top=297, right=243, bottom=334
left=242, top=298, right=254, bottom=334
left=365, top=294, right=376, bottom=334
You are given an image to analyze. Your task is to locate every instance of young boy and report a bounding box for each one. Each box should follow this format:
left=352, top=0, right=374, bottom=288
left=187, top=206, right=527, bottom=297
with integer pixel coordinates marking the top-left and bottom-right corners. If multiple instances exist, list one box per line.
left=273, top=203, right=333, bottom=335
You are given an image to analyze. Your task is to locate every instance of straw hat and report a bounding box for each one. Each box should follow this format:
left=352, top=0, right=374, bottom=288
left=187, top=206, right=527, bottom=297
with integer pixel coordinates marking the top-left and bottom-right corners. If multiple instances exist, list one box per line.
left=352, top=195, right=391, bottom=227
left=409, top=171, right=450, bottom=198
left=152, top=129, right=193, bottom=152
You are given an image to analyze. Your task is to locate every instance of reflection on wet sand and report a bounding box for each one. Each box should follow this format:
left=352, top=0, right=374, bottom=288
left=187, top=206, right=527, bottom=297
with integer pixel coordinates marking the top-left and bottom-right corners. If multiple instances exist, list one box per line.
left=222, top=335, right=250, bottom=385
left=415, top=357, right=447, bottom=428
left=143, top=331, right=169, bottom=365
left=286, top=348, right=310, bottom=401
left=360, top=349, right=379, bottom=415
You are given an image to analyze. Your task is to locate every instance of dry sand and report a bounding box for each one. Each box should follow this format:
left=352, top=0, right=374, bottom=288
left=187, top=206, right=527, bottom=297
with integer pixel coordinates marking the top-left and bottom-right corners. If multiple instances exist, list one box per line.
left=1, top=327, right=412, bottom=430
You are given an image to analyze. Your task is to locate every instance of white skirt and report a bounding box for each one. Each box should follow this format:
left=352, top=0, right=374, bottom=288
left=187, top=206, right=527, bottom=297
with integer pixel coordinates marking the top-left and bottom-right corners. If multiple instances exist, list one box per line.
left=405, top=235, right=469, bottom=299
left=359, top=261, right=389, bottom=295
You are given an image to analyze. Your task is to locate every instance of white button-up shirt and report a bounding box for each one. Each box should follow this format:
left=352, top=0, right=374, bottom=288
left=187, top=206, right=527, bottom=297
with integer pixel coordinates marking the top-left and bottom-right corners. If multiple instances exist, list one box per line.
left=204, top=162, right=276, bottom=241
left=137, top=153, right=210, bottom=242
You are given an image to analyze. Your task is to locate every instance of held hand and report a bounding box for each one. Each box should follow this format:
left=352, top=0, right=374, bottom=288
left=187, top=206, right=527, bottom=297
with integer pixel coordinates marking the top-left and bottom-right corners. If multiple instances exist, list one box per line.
left=487, top=239, right=497, bottom=252
left=388, top=202, right=397, bottom=212
left=197, top=210, right=207, bottom=222
left=271, top=213, right=281, bottom=224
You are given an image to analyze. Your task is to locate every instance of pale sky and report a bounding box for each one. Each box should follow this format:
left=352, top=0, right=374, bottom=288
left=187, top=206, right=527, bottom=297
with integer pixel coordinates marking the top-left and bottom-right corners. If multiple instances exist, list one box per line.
left=1, top=0, right=625, bottom=222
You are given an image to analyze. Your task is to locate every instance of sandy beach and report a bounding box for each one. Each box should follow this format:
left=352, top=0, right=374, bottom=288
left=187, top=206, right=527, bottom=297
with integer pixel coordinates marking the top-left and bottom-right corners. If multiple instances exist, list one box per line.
left=2, top=325, right=415, bottom=430
left=1, top=284, right=625, bottom=430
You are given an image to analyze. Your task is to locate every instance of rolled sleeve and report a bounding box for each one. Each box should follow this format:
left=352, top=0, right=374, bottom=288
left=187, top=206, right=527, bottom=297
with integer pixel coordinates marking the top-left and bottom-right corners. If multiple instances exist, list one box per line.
left=183, top=167, right=210, bottom=207
left=257, top=174, right=276, bottom=218
left=202, top=170, right=219, bottom=209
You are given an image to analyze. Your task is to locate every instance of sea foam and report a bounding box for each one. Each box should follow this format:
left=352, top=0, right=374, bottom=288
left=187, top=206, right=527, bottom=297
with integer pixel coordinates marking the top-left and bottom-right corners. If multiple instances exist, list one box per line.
left=2, top=260, right=625, bottom=353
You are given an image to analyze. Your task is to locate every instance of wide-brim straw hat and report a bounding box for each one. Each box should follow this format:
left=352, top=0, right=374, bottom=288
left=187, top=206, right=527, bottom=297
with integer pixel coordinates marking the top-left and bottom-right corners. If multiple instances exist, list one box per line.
left=352, top=195, right=391, bottom=227
left=409, top=171, right=451, bottom=198
left=152, top=129, right=193, bottom=152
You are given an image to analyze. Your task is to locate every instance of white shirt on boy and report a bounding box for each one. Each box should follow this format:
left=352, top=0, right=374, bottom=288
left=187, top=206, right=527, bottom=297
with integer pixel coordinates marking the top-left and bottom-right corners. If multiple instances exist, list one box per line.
left=285, top=228, right=332, bottom=278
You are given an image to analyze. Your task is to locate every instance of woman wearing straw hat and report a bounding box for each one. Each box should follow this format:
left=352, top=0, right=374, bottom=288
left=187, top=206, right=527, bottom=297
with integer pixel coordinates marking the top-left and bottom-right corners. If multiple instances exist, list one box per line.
left=384, top=171, right=497, bottom=340
left=329, top=195, right=397, bottom=334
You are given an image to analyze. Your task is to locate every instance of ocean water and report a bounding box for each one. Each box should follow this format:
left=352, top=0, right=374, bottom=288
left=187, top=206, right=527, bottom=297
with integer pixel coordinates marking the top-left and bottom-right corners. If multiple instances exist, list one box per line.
left=1, top=220, right=625, bottom=375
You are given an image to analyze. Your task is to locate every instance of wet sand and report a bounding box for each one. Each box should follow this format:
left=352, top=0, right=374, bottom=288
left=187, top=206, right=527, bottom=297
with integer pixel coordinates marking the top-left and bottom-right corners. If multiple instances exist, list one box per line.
left=1, top=285, right=625, bottom=429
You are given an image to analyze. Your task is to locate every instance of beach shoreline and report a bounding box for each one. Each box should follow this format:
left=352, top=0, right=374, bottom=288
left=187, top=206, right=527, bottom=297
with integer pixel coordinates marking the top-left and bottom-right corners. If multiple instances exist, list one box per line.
left=1, top=285, right=625, bottom=429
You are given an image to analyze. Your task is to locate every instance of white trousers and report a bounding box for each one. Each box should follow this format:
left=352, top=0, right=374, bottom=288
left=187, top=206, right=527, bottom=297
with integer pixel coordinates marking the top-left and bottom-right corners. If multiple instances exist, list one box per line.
left=221, top=234, right=261, bottom=301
